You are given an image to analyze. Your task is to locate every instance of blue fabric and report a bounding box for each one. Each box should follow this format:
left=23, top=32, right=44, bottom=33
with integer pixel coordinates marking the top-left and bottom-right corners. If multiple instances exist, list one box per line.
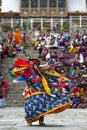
left=73, top=98, right=79, bottom=104
left=31, top=82, right=43, bottom=91
left=25, top=92, right=71, bottom=121
left=0, top=98, right=6, bottom=108
left=17, top=76, right=27, bottom=82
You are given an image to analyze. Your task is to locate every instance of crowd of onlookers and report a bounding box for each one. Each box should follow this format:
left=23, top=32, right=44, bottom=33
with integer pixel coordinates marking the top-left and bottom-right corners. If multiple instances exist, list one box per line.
left=0, top=28, right=26, bottom=63
left=0, top=28, right=87, bottom=108
left=33, top=29, right=87, bottom=108
left=0, top=28, right=26, bottom=107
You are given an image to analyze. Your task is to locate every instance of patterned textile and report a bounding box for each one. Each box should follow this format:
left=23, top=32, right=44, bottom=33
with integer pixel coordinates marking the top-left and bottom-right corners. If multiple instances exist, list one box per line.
left=25, top=92, right=71, bottom=122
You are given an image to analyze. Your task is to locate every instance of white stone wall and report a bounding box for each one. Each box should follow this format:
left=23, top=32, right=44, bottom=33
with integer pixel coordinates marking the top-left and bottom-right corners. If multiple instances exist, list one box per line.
left=1, top=0, right=20, bottom=12
left=68, top=0, right=87, bottom=12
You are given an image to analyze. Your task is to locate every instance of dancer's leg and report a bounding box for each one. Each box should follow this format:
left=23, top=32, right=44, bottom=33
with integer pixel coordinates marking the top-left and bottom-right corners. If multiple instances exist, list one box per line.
left=39, top=116, right=45, bottom=126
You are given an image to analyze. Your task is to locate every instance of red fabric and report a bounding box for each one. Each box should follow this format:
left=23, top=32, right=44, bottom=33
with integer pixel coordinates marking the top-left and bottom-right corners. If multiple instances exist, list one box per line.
left=3, top=46, right=9, bottom=55
left=54, top=82, right=67, bottom=87
left=22, top=35, right=26, bottom=41
left=0, top=88, right=6, bottom=98
left=24, top=69, right=33, bottom=78
left=71, top=75, right=78, bottom=79
left=29, top=59, right=40, bottom=67
left=25, top=88, right=37, bottom=96
left=14, top=58, right=31, bottom=67
left=3, top=80, right=9, bottom=91
left=71, top=88, right=80, bottom=95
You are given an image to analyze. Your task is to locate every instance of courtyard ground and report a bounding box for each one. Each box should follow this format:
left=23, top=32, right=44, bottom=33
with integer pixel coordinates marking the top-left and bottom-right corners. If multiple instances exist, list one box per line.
left=0, top=108, right=87, bottom=130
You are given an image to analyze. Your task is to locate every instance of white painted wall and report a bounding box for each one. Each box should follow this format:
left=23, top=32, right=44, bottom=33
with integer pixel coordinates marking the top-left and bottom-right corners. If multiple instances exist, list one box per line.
left=68, top=0, right=87, bottom=12
left=1, top=0, right=20, bottom=12
left=1, top=0, right=87, bottom=13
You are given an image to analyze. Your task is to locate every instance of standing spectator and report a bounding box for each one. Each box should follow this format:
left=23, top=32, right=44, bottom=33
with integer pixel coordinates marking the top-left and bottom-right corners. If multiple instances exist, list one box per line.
left=7, top=28, right=14, bottom=44
left=22, top=32, right=27, bottom=49
left=0, top=77, right=6, bottom=98
left=0, top=76, right=7, bottom=107
left=14, top=28, right=21, bottom=47
left=1, top=78, right=9, bottom=94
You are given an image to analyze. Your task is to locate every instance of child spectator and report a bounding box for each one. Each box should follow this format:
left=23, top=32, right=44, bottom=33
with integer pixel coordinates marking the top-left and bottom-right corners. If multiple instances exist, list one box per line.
left=22, top=32, right=27, bottom=48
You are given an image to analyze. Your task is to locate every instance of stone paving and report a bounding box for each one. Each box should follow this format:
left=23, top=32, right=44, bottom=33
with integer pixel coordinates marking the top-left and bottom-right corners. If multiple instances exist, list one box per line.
left=0, top=108, right=87, bottom=130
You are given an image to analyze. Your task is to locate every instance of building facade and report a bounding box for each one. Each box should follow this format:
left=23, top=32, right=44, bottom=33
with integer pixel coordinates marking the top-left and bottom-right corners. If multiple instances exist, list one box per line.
left=0, top=0, right=87, bottom=30
left=1, top=0, right=87, bottom=18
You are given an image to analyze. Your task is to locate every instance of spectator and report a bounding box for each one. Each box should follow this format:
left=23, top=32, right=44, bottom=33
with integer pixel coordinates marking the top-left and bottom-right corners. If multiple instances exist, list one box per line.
left=71, top=86, right=80, bottom=96
left=7, top=28, right=14, bottom=44
left=69, top=43, right=79, bottom=54
left=22, top=32, right=27, bottom=49
left=14, top=28, right=21, bottom=48
left=0, top=76, right=7, bottom=108
left=0, top=43, right=3, bottom=62
left=51, top=51, right=58, bottom=61
left=75, top=52, right=84, bottom=65
left=80, top=87, right=85, bottom=96
left=75, top=30, right=81, bottom=42
left=41, top=46, right=48, bottom=60
left=72, top=95, right=79, bottom=108
left=2, top=78, right=9, bottom=94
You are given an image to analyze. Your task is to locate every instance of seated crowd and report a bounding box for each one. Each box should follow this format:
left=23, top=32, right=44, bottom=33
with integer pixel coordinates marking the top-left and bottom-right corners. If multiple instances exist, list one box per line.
left=34, top=29, right=87, bottom=108
left=0, top=27, right=25, bottom=107
left=0, top=28, right=87, bottom=108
